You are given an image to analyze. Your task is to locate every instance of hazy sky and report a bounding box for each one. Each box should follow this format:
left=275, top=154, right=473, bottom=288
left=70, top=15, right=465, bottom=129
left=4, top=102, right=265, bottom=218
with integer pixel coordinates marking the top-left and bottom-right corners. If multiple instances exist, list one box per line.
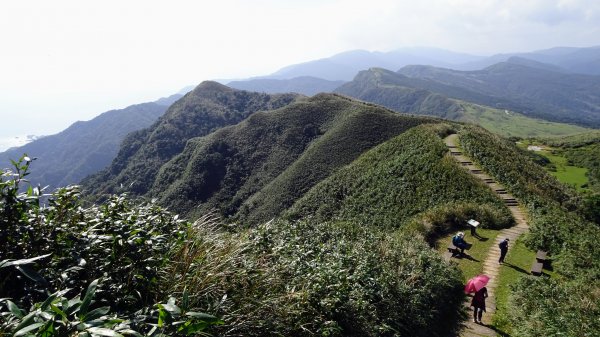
left=1, top=0, right=599, bottom=144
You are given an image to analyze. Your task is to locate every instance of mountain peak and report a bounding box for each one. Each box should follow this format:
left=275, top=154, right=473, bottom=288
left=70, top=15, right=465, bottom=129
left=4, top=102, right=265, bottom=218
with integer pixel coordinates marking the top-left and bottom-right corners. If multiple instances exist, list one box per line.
left=193, top=80, right=235, bottom=93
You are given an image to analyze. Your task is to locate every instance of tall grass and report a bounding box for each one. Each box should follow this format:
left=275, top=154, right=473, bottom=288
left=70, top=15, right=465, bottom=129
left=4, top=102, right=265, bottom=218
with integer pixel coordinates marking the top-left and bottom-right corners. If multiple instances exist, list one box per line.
left=161, top=216, right=466, bottom=337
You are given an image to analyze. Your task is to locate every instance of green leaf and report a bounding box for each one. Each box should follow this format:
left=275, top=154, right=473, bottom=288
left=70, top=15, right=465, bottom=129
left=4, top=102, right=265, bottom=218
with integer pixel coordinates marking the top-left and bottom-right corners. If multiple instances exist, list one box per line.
left=9, top=254, right=52, bottom=266
left=13, top=311, right=36, bottom=333
left=6, top=300, right=24, bottom=318
left=41, top=289, right=70, bottom=311
left=184, top=312, right=220, bottom=322
left=50, top=303, right=68, bottom=322
left=160, top=302, right=181, bottom=315
left=157, top=305, right=172, bottom=328
left=117, top=329, right=143, bottom=337
left=83, top=306, right=110, bottom=322
left=15, top=265, right=47, bottom=284
left=80, top=279, right=99, bottom=317
left=14, top=322, right=45, bottom=336
left=85, top=327, right=124, bottom=337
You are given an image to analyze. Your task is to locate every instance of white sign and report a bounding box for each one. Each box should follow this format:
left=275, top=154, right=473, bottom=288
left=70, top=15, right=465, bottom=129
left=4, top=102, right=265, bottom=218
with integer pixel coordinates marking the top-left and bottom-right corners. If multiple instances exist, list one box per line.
left=467, top=219, right=480, bottom=227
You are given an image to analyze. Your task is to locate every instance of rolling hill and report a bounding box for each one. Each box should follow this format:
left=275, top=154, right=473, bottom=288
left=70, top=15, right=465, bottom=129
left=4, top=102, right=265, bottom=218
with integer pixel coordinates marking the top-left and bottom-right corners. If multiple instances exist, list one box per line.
left=396, top=62, right=600, bottom=127
left=82, top=81, right=299, bottom=198
left=150, top=93, right=439, bottom=223
left=335, top=68, right=591, bottom=137
left=0, top=96, right=181, bottom=190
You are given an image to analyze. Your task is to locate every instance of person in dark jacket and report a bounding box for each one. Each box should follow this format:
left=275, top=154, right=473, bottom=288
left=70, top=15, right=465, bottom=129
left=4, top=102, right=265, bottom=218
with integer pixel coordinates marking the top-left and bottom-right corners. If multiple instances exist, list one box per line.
left=471, top=286, right=488, bottom=323
left=498, top=238, right=509, bottom=264
left=452, top=232, right=468, bottom=254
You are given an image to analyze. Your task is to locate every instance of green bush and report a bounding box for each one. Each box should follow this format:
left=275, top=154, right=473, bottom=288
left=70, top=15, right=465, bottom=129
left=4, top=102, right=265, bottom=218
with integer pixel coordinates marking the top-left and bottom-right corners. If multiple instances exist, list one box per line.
left=164, top=218, right=465, bottom=337
left=509, top=277, right=600, bottom=337
left=0, top=156, right=222, bottom=337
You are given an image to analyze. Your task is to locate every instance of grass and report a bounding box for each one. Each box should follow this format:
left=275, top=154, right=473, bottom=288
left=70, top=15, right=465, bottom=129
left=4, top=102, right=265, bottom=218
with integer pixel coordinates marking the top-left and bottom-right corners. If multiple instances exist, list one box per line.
left=539, top=149, right=588, bottom=190
left=516, top=140, right=589, bottom=191
left=492, top=237, right=558, bottom=335
left=459, top=103, right=591, bottom=139
left=437, top=228, right=502, bottom=282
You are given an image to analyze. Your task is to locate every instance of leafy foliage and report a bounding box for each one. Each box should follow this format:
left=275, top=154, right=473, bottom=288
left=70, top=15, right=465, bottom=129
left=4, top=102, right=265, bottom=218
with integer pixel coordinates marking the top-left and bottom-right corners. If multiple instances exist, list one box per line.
left=0, top=156, right=222, bottom=336
left=163, top=217, right=465, bottom=337
left=509, top=278, right=600, bottom=337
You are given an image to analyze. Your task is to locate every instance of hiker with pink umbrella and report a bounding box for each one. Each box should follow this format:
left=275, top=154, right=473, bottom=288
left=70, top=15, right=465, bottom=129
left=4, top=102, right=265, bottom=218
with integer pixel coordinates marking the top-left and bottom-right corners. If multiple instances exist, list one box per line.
left=465, top=274, right=489, bottom=324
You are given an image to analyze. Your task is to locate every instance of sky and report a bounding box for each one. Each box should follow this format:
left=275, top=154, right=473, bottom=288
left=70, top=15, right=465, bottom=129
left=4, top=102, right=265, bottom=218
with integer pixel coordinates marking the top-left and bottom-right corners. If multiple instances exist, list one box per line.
left=1, top=0, right=600, bottom=148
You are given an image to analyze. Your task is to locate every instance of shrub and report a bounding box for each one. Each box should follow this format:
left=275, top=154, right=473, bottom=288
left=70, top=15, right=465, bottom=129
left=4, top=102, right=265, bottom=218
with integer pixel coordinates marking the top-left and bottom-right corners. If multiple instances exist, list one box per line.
left=162, top=217, right=465, bottom=337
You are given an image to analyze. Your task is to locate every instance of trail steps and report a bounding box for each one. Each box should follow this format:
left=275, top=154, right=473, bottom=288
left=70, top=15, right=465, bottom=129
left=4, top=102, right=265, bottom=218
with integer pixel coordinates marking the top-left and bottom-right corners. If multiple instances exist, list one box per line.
left=443, top=134, right=530, bottom=337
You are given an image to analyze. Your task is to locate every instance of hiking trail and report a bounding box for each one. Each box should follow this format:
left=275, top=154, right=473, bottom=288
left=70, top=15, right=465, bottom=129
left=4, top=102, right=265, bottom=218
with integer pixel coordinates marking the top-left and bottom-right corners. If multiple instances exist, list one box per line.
left=444, top=134, right=530, bottom=337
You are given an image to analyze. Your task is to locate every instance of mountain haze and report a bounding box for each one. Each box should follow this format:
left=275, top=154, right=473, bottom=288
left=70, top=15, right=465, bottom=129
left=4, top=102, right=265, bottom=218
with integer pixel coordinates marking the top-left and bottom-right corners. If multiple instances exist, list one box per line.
left=459, top=45, right=600, bottom=75
left=0, top=98, right=179, bottom=189
left=227, top=76, right=345, bottom=96
left=268, top=48, right=485, bottom=81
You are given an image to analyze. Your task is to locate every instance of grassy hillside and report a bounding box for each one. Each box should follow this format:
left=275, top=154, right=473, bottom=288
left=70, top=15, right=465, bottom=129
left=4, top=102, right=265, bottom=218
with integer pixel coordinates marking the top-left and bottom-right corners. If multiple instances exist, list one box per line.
left=335, top=68, right=590, bottom=138
left=151, top=94, right=438, bottom=223
left=287, top=124, right=513, bottom=235
left=2, top=140, right=467, bottom=337
left=398, top=62, right=600, bottom=127
left=459, top=103, right=590, bottom=138
left=82, top=82, right=298, bottom=198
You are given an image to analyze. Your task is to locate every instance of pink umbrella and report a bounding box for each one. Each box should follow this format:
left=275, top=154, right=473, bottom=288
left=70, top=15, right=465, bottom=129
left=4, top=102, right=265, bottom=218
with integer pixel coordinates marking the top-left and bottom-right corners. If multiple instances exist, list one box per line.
left=464, top=274, right=490, bottom=294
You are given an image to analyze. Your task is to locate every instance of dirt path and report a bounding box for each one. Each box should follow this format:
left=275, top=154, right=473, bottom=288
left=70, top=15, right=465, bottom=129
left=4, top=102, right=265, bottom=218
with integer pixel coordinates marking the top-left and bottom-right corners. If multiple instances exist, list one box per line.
left=444, top=134, right=529, bottom=337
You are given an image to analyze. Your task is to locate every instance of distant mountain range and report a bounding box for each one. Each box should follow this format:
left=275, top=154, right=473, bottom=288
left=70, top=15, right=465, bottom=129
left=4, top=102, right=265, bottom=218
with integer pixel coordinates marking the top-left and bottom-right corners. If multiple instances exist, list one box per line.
left=263, top=47, right=484, bottom=81
left=3, top=45, right=599, bottom=194
left=227, top=76, right=345, bottom=96
left=260, top=45, right=600, bottom=81
left=334, top=66, right=594, bottom=136
left=0, top=93, right=183, bottom=190
left=396, top=61, right=600, bottom=127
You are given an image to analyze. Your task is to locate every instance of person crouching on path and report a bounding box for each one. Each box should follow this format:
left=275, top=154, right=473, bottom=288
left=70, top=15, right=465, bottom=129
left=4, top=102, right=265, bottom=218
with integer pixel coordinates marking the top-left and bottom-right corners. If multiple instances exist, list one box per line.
left=499, top=238, right=509, bottom=264
left=471, top=286, right=488, bottom=324
left=452, top=232, right=468, bottom=254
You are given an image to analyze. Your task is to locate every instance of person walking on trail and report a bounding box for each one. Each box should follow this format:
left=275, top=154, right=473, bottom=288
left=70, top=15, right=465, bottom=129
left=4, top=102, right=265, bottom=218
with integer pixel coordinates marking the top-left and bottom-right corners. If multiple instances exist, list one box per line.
left=452, top=232, right=468, bottom=254
left=498, top=238, right=509, bottom=264
left=471, top=286, right=488, bottom=324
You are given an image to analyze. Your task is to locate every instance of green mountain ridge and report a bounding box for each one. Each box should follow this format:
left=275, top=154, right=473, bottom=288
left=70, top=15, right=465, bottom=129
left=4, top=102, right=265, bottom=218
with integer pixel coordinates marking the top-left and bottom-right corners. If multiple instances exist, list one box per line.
left=146, top=93, right=440, bottom=223
left=397, top=62, right=600, bottom=127
left=335, top=67, right=591, bottom=137
left=82, top=81, right=299, bottom=198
